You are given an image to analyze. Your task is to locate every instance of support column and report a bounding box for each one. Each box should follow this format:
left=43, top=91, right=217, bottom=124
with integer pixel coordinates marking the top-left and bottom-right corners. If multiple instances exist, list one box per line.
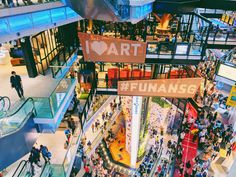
left=130, top=96, right=143, bottom=168
left=20, top=37, right=38, bottom=78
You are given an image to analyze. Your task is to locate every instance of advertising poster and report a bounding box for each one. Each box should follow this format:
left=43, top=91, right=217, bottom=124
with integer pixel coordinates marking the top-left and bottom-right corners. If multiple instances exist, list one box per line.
left=227, top=86, right=236, bottom=107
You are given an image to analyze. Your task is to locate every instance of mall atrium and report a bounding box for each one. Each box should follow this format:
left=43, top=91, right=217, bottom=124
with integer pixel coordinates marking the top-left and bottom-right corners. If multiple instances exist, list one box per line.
left=0, top=0, right=236, bottom=177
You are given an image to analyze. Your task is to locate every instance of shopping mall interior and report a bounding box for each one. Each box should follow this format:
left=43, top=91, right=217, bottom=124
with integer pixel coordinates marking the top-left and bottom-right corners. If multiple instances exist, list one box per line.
left=0, top=0, right=236, bottom=177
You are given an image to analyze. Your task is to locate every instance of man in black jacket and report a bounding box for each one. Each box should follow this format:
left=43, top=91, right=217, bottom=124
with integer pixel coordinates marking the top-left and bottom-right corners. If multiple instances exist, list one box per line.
left=10, top=71, right=24, bottom=98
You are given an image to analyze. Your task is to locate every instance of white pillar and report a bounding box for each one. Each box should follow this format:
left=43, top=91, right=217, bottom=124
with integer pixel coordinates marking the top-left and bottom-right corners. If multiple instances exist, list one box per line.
left=130, top=96, right=142, bottom=168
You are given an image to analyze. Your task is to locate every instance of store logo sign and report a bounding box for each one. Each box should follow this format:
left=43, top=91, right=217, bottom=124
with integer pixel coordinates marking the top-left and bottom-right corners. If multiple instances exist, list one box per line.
left=118, top=78, right=202, bottom=98
left=78, top=32, right=147, bottom=63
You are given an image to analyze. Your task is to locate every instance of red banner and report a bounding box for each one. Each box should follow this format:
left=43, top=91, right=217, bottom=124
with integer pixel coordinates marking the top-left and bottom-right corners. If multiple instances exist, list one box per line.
left=78, top=32, right=147, bottom=63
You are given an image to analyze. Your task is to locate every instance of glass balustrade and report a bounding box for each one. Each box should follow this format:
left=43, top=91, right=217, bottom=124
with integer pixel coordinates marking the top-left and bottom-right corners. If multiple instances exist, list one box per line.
left=33, top=78, right=76, bottom=118
left=40, top=164, right=65, bottom=177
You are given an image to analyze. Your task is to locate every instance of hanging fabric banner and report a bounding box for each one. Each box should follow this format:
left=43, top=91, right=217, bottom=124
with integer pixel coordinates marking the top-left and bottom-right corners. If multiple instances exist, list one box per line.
left=78, top=32, right=147, bottom=63
left=118, top=78, right=202, bottom=98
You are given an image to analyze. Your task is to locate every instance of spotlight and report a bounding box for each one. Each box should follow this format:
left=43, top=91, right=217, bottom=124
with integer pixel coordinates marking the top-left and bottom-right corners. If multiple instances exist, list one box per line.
left=20, top=38, right=25, bottom=43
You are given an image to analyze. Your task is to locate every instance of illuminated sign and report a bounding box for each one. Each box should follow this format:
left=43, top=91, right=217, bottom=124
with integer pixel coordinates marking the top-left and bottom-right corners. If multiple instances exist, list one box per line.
left=118, top=78, right=202, bottom=98
left=78, top=32, right=147, bottom=63
left=217, top=64, right=236, bottom=82
left=175, top=44, right=189, bottom=55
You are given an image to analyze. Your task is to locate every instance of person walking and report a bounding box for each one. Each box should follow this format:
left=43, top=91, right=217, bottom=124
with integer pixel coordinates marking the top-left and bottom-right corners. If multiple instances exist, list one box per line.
left=160, top=137, right=164, bottom=147
left=68, top=118, right=76, bottom=134
left=10, top=71, right=24, bottom=98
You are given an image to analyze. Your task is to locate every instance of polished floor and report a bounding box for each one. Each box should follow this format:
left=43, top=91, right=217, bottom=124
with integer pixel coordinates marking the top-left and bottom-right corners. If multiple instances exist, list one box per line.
left=0, top=52, right=59, bottom=106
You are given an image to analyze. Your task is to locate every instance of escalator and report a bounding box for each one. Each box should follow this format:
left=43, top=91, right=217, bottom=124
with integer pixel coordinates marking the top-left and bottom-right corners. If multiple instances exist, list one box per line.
left=12, top=160, right=53, bottom=177
left=0, top=98, right=39, bottom=171
left=12, top=160, right=31, bottom=177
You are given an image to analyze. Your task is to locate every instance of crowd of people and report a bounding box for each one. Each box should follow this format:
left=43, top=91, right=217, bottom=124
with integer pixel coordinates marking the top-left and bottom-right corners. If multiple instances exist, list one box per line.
left=135, top=145, right=159, bottom=177
left=174, top=102, right=234, bottom=177
left=81, top=98, right=120, bottom=152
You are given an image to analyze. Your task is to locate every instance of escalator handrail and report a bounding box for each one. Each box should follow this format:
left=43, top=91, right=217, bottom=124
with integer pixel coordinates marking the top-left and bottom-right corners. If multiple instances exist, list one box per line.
left=0, top=96, right=11, bottom=112
left=12, top=160, right=28, bottom=177
left=0, top=97, right=35, bottom=138
left=3, top=98, right=34, bottom=118
left=39, top=162, right=50, bottom=177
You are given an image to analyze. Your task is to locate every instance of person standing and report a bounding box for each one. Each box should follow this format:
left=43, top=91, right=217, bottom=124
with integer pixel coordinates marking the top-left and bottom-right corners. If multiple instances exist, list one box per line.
left=105, top=73, right=109, bottom=89
left=28, top=154, right=35, bottom=176
left=227, top=146, right=232, bottom=157
left=31, top=147, right=41, bottom=167
left=91, top=123, right=95, bottom=133
left=40, top=145, right=51, bottom=163
left=10, top=71, right=24, bottom=99
left=186, top=160, right=192, bottom=174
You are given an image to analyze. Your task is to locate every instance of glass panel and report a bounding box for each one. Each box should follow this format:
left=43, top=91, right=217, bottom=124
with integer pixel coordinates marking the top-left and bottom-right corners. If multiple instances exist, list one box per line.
left=33, top=78, right=75, bottom=119
left=33, top=98, right=53, bottom=118
left=189, top=44, right=202, bottom=55
left=49, top=78, right=75, bottom=115
left=40, top=164, right=65, bottom=177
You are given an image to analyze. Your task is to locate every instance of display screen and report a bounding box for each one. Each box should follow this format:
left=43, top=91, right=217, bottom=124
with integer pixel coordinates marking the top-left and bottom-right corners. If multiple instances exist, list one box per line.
left=175, top=44, right=188, bottom=55
left=147, top=43, right=158, bottom=54
left=217, top=64, right=236, bottom=81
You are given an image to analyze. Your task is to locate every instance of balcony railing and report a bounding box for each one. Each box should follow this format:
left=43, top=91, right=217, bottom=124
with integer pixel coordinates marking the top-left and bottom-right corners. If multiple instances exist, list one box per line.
left=33, top=78, right=76, bottom=119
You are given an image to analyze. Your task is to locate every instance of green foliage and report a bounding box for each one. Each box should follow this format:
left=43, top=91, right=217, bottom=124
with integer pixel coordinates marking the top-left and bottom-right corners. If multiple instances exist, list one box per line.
left=152, top=97, right=171, bottom=108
